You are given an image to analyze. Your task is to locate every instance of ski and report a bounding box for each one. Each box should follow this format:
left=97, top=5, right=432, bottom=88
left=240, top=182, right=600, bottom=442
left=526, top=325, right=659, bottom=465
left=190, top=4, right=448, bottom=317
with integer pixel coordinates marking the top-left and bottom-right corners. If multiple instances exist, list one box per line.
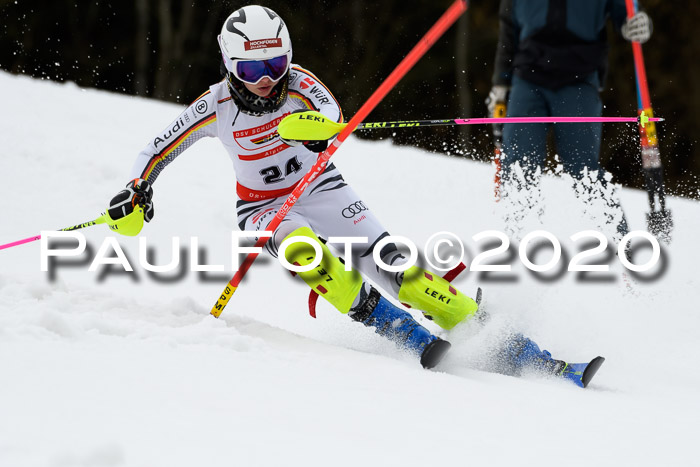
left=560, top=356, right=606, bottom=388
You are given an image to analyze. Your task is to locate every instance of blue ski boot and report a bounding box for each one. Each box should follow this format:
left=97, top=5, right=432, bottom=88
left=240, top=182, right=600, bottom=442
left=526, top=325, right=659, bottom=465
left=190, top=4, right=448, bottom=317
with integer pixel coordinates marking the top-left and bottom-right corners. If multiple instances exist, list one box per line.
left=502, top=334, right=604, bottom=388
left=349, top=286, right=451, bottom=369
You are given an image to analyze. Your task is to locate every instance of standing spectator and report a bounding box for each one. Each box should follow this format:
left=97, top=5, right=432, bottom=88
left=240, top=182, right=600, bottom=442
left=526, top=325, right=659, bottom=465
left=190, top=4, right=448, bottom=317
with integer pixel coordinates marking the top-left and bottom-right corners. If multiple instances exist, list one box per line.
left=488, top=0, right=652, bottom=238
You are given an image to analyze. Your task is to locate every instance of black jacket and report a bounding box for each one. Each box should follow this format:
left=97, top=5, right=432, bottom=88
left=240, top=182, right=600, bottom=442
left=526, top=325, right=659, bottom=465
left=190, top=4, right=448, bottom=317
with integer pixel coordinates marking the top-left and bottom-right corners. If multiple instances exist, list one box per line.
left=493, top=0, right=629, bottom=89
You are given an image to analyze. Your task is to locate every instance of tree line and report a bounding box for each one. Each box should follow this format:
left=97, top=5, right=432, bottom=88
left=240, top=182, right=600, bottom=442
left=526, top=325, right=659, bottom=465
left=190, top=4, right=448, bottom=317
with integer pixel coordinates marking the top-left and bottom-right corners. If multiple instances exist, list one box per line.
left=1, top=0, right=697, bottom=198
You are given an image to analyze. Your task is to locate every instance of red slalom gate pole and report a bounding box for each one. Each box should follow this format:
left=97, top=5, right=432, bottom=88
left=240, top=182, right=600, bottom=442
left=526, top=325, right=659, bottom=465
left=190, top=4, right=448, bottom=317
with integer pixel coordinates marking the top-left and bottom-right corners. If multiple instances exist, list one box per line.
left=211, top=0, right=469, bottom=317
left=624, top=0, right=672, bottom=241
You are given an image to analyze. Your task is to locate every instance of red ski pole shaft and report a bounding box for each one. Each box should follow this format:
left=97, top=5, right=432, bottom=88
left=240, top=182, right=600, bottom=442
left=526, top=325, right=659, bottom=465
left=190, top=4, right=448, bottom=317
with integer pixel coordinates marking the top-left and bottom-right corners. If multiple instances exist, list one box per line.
left=210, top=0, right=469, bottom=318
left=626, top=0, right=652, bottom=108
left=625, top=0, right=664, bottom=203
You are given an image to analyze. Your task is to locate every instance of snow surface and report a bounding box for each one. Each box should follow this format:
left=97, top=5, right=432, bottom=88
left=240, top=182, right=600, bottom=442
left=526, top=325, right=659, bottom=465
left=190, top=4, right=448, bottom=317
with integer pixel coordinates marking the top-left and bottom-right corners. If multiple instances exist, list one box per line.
left=1, top=71, right=698, bottom=467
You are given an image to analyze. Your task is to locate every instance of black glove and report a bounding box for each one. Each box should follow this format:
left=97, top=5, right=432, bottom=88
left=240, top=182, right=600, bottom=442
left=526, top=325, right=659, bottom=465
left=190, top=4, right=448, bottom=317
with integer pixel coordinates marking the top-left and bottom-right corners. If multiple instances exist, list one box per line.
left=108, top=178, right=155, bottom=222
left=280, top=137, right=329, bottom=153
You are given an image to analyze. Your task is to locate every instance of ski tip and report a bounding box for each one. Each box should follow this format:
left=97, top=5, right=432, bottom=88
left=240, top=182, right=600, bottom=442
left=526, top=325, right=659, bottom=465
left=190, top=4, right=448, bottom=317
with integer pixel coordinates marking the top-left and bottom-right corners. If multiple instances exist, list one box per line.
left=420, top=339, right=452, bottom=370
left=581, top=356, right=605, bottom=389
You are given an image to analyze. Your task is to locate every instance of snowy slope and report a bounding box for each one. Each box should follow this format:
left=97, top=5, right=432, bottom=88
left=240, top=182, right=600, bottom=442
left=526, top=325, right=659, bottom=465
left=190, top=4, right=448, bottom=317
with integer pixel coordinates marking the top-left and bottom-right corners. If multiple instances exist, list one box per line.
left=1, top=71, right=699, bottom=467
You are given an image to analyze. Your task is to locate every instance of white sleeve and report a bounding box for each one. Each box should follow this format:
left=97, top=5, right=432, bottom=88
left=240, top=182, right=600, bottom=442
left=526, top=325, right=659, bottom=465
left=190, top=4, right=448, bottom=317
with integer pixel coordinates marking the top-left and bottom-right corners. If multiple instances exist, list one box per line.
left=287, top=65, right=344, bottom=124
left=130, top=90, right=218, bottom=182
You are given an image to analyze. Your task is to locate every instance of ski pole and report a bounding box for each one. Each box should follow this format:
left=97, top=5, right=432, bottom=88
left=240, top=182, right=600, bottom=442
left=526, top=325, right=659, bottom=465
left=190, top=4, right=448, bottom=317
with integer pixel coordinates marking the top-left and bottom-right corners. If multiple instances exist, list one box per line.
left=625, top=0, right=672, bottom=242
left=278, top=112, right=662, bottom=142
left=210, top=0, right=470, bottom=318
left=0, top=216, right=107, bottom=251
left=360, top=115, right=660, bottom=127
left=0, top=207, right=145, bottom=251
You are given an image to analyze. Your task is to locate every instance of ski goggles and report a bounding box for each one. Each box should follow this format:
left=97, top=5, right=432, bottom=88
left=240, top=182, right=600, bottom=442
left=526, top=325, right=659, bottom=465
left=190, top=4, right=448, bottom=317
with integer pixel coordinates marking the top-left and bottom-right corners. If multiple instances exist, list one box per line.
left=231, top=55, right=290, bottom=84
left=219, top=36, right=290, bottom=85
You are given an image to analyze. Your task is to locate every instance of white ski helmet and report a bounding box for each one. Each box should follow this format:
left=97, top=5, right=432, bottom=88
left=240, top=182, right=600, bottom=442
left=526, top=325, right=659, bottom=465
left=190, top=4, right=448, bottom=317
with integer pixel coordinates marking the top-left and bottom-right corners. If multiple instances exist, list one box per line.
left=218, top=5, right=292, bottom=83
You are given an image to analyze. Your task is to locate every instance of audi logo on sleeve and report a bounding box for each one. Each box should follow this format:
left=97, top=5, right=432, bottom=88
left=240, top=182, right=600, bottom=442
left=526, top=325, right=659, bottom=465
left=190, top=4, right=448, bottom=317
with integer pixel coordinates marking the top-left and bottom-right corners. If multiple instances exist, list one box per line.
left=342, top=201, right=368, bottom=218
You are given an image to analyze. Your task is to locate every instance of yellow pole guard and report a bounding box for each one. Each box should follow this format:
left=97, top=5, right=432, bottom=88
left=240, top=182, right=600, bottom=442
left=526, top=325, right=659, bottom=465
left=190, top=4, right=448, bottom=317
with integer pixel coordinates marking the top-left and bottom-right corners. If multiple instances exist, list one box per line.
left=211, top=285, right=236, bottom=318
left=277, top=111, right=345, bottom=141
left=103, top=207, right=145, bottom=236
left=640, top=109, right=658, bottom=146
left=494, top=102, right=507, bottom=119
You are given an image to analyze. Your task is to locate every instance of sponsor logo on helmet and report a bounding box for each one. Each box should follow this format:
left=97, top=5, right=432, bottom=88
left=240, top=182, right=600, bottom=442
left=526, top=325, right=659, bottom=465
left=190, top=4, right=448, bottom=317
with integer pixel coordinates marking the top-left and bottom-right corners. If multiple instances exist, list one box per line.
left=342, top=201, right=368, bottom=219
left=244, top=38, right=283, bottom=50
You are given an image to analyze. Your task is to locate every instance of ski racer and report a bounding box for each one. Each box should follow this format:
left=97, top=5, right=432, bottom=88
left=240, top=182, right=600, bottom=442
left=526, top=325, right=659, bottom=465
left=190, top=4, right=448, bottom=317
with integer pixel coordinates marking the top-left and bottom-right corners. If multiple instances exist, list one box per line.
left=107, top=5, right=602, bottom=386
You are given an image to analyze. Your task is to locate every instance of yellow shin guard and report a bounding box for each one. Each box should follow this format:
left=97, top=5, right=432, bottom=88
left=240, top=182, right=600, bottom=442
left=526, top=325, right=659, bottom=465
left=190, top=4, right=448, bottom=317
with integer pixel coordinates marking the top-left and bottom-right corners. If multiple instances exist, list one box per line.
left=282, top=227, right=362, bottom=314
left=398, top=266, right=478, bottom=330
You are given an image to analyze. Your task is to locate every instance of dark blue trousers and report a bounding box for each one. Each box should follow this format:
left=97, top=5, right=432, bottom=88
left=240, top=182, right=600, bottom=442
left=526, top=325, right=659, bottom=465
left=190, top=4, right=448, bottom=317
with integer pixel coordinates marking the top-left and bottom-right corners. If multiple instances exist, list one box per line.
left=502, top=75, right=603, bottom=180
left=500, top=75, right=629, bottom=237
